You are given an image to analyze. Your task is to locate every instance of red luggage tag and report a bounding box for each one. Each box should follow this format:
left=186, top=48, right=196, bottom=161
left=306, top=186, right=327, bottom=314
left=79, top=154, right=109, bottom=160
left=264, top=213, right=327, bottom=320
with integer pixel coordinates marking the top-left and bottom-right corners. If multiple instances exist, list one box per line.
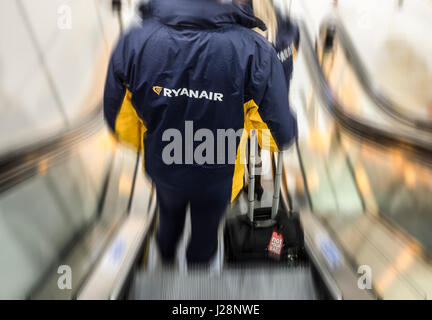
left=268, top=231, right=284, bottom=260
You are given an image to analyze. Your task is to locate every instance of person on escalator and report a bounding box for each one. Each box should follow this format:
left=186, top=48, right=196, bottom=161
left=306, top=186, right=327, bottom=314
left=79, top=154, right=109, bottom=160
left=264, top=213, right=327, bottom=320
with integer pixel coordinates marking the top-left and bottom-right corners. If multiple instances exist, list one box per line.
left=242, top=0, right=300, bottom=88
left=238, top=0, right=300, bottom=201
left=103, top=0, right=298, bottom=266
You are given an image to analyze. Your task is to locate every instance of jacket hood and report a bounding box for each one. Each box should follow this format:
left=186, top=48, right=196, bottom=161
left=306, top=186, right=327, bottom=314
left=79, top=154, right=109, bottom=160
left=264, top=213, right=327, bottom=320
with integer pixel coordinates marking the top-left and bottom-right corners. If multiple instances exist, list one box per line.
left=139, top=0, right=266, bottom=30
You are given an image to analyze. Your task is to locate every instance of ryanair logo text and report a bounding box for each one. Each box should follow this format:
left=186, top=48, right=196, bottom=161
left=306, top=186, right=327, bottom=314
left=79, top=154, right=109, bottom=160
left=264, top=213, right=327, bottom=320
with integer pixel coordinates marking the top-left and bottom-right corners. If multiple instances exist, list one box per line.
left=153, top=86, right=224, bottom=102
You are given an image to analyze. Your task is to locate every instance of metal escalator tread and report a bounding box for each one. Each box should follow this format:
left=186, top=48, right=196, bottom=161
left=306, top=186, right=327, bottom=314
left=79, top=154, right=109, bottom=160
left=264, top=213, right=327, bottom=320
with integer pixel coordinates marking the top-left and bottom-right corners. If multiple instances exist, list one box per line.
left=131, top=266, right=318, bottom=300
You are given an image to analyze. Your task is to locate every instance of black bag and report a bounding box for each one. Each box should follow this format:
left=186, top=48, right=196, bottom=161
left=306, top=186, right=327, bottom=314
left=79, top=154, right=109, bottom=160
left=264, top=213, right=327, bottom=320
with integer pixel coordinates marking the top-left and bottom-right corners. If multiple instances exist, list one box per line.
left=224, top=132, right=304, bottom=263
left=225, top=209, right=304, bottom=262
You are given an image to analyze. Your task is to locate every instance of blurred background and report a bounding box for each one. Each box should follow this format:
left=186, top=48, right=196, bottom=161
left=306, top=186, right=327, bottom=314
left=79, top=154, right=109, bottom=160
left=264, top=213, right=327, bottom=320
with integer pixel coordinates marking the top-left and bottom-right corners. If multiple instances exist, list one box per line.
left=0, top=0, right=431, bottom=300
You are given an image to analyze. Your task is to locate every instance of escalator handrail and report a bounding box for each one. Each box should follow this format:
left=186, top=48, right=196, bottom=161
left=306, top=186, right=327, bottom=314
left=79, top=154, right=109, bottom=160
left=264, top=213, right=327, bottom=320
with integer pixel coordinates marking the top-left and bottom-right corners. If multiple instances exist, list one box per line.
left=298, top=20, right=432, bottom=164
left=321, top=18, right=432, bottom=133
left=0, top=105, right=104, bottom=193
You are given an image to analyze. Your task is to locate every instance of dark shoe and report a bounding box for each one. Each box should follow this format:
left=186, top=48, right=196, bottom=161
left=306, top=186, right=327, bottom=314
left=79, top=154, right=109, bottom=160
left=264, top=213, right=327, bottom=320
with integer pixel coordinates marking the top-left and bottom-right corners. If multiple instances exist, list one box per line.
left=242, top=181, right=264, bottom=201
left=255, top=184, right=264, bottom=202
left=155, top=234, right=176, bottom=266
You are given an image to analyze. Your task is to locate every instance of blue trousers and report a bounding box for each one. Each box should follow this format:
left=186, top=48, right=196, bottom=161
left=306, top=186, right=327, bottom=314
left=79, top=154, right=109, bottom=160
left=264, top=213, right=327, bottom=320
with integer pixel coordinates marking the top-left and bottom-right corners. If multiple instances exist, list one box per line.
left=155, top=180, right=231, bottom=264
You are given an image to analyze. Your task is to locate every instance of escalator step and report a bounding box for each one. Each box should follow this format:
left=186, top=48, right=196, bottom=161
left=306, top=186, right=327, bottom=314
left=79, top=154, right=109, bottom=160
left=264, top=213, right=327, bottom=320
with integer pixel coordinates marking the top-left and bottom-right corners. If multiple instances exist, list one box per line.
left=130, top=266, right=318, bottom=300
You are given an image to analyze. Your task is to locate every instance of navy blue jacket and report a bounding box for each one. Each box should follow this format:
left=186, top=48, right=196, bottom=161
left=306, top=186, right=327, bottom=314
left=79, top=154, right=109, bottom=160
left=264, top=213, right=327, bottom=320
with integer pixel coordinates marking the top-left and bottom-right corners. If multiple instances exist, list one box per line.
left=103, top=0, right=298, bottom=201
left=274, top=12, right=300, bottom=91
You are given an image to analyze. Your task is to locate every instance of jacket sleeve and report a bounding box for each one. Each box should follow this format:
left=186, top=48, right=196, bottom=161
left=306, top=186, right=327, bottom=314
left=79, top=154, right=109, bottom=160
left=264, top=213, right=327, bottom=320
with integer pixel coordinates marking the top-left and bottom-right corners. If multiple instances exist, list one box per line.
left=285, top=23, right=299, bottom=94
left=293, top=21, right=300, bottom=59
left=103, top=35, right=145, bottom=150
left=245, top=45, right=298, bottom=152
left=104, top=36, right=127, bottom=132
